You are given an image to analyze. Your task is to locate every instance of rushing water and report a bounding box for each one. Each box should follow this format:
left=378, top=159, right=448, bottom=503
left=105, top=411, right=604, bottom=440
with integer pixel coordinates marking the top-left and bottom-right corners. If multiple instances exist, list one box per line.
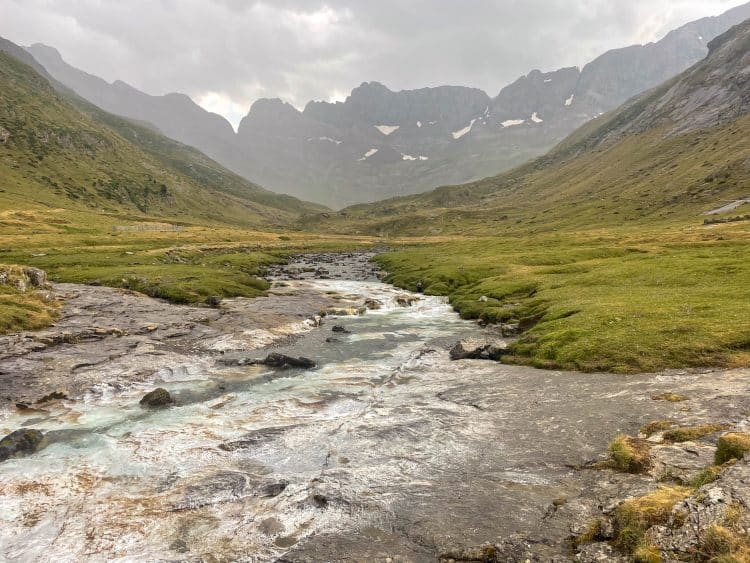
left=0, top=280, right=481, bottom=562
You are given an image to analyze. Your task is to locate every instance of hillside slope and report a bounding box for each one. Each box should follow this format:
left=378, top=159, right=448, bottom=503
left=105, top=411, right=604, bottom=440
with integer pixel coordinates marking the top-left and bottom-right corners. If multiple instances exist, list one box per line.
left=0, top=43, right=324, bottom=229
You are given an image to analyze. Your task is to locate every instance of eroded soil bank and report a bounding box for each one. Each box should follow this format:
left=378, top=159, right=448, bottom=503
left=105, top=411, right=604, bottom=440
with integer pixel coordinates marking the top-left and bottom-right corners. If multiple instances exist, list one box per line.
left=0, top=252, right=748, bottom=562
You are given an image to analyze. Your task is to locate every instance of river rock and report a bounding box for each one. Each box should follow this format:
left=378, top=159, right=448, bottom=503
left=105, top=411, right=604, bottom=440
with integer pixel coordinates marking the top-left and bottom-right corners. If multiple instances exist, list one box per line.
left=205, top=295, right=222, bottom=308
left=396, top=295, right=419, bottom=307
left=23, top=267, right=48, bottom=288
left=364, top=299, right=382, bottom=310
left=500, top=323, right=521, bottom=337
left=261, top=353, right=316, bottom=369
left=332, top=325, right=350, bottom=333
left=648, top=442, right=716, bottom=482
left=645, top=458, right=750, bottom=556
left=449, top=338, right=508, bottom=360
left=0, top=429, right=45, bottom=462
left=139, top=387, right=173, bottom=408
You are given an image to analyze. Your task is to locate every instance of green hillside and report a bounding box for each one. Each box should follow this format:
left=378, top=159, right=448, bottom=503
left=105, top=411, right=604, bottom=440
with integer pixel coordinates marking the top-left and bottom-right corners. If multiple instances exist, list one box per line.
left=0, top=51, right=324, bottom=229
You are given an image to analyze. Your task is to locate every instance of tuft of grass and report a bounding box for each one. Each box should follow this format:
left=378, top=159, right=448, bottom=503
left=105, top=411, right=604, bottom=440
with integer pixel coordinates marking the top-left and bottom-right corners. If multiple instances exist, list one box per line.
left=633, top=545, right=662, bottom=563
left=701, top=525, right=741, bottom=559
left=716, top=433, right=750, bottom=465
left=0, top=285, right=58, bottom=333
left=608, top=435, right=651, bottom=473
left=652, top=393, right=689, bottom=403
left=612, top=486, right=692, bottom=554
left=663, top=423, right=731, bottom=443
left=574, top=519, right=606, bottom=547
left=0, top=264, right=59, bottom=333
left=641, top=420, right=677, bottom=437
left=690, top=465, right=722, bottom=489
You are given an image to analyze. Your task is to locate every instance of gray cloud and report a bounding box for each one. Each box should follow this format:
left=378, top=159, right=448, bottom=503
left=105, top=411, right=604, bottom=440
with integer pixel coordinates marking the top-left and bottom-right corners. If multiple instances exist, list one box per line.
left=0, top=0, right=742, bottom=128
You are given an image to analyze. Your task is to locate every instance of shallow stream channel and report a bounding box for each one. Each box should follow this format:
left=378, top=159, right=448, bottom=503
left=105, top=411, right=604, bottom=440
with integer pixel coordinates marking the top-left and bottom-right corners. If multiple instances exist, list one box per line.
left=1, top=253, right=746, bottom=562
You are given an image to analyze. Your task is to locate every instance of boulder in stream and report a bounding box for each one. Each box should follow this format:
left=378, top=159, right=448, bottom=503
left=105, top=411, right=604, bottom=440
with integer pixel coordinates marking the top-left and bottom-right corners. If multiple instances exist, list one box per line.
left=0, top=429, right=45, bottom=462
left=449, top=338, right=508, bottom=360
left=261, top=353, right=316, bottom=369
left=204, top=295, right=222, bottom=308
left=396, top=295, right=420, bottom=307
left=139, top=387, right=173, bottom=408
left=364, top=299, right=382, bottom=310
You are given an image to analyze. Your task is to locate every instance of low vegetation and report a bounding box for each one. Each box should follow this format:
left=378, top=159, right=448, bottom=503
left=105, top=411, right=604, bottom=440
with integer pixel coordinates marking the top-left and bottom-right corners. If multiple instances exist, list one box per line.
left=662, top=423, right=730, bottom=443
left=715, top=433, right=750, bottom=465
left=376, top=222, right=750, bottom=373
left=0, top=208, right=372, bottom=333
left=612, top=486, right=692, bottom=555
left=0, top=282, right=58, bottom=333
left=608, top=435, right=651, bottom=473
left=640, top=420, right=676, bottom=438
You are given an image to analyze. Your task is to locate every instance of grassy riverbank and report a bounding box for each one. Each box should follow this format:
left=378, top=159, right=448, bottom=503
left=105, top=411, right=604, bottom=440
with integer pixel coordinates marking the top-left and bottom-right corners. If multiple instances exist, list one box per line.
left=0, top=207, right=372, bottom=332
left=376, top=221, right=750, bottom=373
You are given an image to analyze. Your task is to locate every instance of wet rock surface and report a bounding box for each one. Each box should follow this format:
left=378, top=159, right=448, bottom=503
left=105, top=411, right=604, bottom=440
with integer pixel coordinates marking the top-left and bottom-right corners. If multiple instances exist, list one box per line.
left=0, top=252, right=748, bottom=561
left=0, top=428, right=45, bottom=462
left=139, top=388, right=173, bottom=408
left=265, top=251, right=383, bottom=282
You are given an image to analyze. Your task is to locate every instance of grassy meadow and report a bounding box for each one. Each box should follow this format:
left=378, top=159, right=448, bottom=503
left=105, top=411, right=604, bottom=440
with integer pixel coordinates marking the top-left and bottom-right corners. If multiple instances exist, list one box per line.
left=0, top=206, right=372, bottom=332
left=376, top=220, right=750, bottom=373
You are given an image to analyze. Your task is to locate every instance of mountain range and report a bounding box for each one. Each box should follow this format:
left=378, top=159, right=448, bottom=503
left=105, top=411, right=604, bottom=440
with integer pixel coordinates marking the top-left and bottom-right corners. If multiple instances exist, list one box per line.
left=310, top=17, right=750, bottom=237
left=24, top=1, right=750, bottom=208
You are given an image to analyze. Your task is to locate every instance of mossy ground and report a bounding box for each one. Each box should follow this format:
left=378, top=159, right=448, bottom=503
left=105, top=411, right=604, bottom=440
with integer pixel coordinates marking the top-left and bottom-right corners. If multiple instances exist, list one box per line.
left=608, top=435, right=652, bottom=473
left=376, top=221, right=750, bottom=373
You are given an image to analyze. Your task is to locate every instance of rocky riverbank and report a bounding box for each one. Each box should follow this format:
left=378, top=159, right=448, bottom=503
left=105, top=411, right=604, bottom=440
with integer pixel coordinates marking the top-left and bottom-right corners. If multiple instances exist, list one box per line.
left=0, top=253, right=749, bottom=562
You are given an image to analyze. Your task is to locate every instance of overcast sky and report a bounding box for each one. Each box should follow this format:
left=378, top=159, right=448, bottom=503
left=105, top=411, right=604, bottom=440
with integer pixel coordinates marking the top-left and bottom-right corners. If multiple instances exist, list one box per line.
left=1, top=0, right=744, bottom=129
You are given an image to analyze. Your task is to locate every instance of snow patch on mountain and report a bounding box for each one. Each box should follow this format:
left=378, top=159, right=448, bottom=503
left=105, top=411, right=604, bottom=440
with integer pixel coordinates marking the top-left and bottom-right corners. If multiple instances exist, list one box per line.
left=531, top=112, right=543, bottom=123
left=358, top=148, right=379, bottom=161
left=402, top=154, right=429, bottom=161
left=308, top=136, right=342, bottom=145
left=502, top=119, right=525, bottom=127
left=565, top=94, right=575, bottom=106
left=452, top=119, right=477, bottom=139
left=375, top=125, right=400, bottom=135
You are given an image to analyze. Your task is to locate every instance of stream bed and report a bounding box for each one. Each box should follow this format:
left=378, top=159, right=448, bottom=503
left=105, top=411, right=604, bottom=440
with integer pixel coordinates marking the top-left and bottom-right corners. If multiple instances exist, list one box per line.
left=1, top=257, right=748, bottom=562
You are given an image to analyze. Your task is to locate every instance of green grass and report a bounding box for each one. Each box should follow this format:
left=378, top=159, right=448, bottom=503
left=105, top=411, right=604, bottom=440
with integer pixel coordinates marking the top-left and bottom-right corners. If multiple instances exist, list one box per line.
left=0, top=51, right=323, bottom=231
left=0, top=283, right=58, bottom=333
left=375, top=224, right=750, bottom=373
left=715, top=433, right=750, bottom=465
left=608, top=435, right=651, bottom=473
left=662, top=423, right=730, bottom=443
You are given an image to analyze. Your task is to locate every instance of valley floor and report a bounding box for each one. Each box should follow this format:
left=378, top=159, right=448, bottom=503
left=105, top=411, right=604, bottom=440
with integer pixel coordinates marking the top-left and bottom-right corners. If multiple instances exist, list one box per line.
left=1, top=253, right=749, bottom=561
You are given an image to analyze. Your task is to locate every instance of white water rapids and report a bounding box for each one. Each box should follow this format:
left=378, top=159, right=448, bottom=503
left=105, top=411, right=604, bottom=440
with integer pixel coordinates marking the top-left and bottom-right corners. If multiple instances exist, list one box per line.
left=0, top=280, right=485, bottom=561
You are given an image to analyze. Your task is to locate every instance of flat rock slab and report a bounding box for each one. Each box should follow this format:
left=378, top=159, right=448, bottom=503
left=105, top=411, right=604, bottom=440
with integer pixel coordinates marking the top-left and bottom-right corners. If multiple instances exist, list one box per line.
left=0, top=281, right=361, bottom=405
